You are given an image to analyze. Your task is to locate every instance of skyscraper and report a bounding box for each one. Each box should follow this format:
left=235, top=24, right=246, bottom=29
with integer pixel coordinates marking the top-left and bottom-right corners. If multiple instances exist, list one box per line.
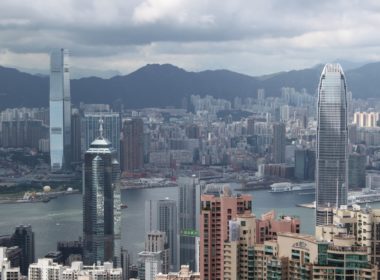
left=272, top=122, right=286, bottom=163
left=83, top=121, right=120, bottom=265
left=200, top=186, right=252, bottom=280
left=49, top=48, right=71, bottom=171
left=121, top=118, right=144, bottom=172
left=178, top=176, right=198, bottom=271
left=71, top=108, right=81, bottom=163
left=145, top=199, right=178, bottom=271
left=316, top=63, right=348, bottom=225
left=11, top=225, right=35, bottom=276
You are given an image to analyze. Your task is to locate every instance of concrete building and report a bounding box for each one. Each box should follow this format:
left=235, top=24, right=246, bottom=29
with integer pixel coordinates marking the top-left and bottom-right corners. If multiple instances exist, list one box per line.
left=294, top=149, right=315, bottom=181
left=255, top=210, right=300, bottom=244
left=12, top=225, right=35, bottom=276
left=29, top=259, right=121, bottom=280
left=49, top=48, right=71, bottom=171
left=145, top=200, right=178, bottom=270
left=349, top=153, right=366, bottom=189
left=316, top=63, right=348, bottom=225
left=154, top=265, right=200, bottom=280
left=199, top=186, right=252, bottom=280
left=0, top=247, right=21, bottom=280
left=138, top=231, right=169, bottom=280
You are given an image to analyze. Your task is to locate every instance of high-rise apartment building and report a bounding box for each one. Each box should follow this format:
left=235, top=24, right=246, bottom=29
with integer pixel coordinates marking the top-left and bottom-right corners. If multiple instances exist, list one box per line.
left=83, top=122, right=120, bottom=265
left=0, top=247, right=21, bottom=280
left=145, top=199, right=178, bottom=270
left=50, top=48, right=71, bottom=171
left=272, top=122, right=286, bottom=163
left=121, top=118, right=144, bottom=172
left=316, top=63, right=348, bottom=225
left=177, top=176, right=198, bottom=271
left=84, top=112, right=121, bottom=161
left=200, top=186, right=252, bottom=280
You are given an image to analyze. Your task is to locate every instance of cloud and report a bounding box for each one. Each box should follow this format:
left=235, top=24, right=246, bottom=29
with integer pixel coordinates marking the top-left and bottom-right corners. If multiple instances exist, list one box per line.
left=0, top=0, right=380, bottom=76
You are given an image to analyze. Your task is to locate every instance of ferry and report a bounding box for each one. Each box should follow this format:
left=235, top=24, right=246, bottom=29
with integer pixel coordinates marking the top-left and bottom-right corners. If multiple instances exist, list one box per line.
left=269, top=182, right=315, bottom=193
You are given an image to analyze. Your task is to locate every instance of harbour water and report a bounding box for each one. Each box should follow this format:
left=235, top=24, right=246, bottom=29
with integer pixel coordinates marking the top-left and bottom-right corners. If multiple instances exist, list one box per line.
left=0, top=187, right=378, bottom=262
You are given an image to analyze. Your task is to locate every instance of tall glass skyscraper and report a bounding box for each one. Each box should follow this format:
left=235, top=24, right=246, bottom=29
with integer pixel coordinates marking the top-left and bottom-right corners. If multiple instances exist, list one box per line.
left=49, top=49, right=71, bottom=171
left=316, top=63, right=348, bottom=225
left=83, top=122, right=121, bottom=265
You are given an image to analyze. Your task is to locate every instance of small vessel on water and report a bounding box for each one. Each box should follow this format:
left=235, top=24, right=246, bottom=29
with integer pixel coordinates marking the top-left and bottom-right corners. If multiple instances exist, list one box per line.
left=269, top=182, right=315, bottom=193
left=121, top=204, right=128, bottom=209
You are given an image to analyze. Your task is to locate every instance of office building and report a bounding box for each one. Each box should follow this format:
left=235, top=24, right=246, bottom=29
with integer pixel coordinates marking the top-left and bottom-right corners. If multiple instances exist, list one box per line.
left=0, top=247, right=21, bottom=280
left=367, top=171, right=380, bottom=190
left=138, top=231, right=169, bottom=280
left=29, top=259, right=122, bottom=280
left=316, top=63, right=348, bottom=225
left=121, top=118, right=144, bottom=172
left=11, top=225, right=35, bottom=276
left=145, top=199, right=178, bottom=270
left=272, top=122, right=286, bottom=163
left=348, top=153, right=366, bottom=189
left=84, top=112, right=121, bottom=160
left=50, top=48, right=71, bottom=171
left=177, top=176, right=198, bottom=271
left=200, top=186, right=252, bottom=280
left=294, top=149, right=316, bottom=181
left=71, top=109, right=81, bottom=163
left=83, top=121, right=120, bottom=265
left=56, top=239, right=83, bottom=265
left=154, top=265, right=200, bottom=280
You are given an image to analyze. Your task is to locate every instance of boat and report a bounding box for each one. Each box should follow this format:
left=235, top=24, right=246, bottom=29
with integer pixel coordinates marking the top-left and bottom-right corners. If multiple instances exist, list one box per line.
left=121, top=204, right=128, bottom=209
left=269, top=182, right=315, bottom=193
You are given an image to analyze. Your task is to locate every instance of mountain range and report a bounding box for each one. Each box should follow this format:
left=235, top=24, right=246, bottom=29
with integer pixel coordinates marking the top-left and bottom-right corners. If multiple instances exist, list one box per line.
left=0, top=62, right=379, bottom=109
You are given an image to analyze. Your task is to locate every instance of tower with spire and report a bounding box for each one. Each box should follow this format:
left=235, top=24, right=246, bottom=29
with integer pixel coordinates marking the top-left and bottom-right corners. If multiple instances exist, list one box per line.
left=83, top=119, right=121, bottom=265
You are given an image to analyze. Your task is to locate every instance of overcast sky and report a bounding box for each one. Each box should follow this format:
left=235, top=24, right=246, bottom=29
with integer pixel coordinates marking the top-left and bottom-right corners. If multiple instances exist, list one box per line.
left=1, top=0, right=380, bottom=76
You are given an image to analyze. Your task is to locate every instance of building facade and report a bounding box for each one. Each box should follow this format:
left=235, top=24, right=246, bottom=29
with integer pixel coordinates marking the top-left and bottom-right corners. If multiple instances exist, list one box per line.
left=316, top=63, right=348, bottom=225
left=50, top=48, right=71, bottom=171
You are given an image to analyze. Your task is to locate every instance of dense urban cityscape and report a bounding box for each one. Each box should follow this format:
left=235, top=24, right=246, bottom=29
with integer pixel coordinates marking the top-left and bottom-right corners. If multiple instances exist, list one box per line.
left=2, top=1, right=380, bottom=280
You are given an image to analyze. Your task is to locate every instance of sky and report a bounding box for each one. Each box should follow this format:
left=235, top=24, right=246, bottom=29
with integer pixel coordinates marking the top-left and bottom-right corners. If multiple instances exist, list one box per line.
left=1, top=0, right=380, bottom=77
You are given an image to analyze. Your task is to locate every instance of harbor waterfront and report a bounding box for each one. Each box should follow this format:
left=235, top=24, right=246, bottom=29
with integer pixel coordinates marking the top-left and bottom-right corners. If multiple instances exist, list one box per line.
left=0, top=186, right=379, bottom=261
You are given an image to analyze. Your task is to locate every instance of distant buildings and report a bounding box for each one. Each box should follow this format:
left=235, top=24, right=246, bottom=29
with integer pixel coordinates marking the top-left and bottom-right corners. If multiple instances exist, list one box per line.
left=70, top=108, right=82, bottom=163
left=272, top=122, right=286, bottom=163
left=294, top=149, right=315, bottom=181
left=353, top=111, right=380, bottom=128
left=121, top=118, right=144, bottom=172
left=49, top=48, right=71, bottom=171
left=348, top=153, right=366, bottom=189
left=83, top=121, right=120, bottom=265
left=316, top=64, right=348, bottom=225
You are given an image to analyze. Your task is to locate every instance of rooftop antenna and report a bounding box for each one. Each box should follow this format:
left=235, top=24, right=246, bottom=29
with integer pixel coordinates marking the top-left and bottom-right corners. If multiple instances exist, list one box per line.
left=99, top=118, right=104, bottom=138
